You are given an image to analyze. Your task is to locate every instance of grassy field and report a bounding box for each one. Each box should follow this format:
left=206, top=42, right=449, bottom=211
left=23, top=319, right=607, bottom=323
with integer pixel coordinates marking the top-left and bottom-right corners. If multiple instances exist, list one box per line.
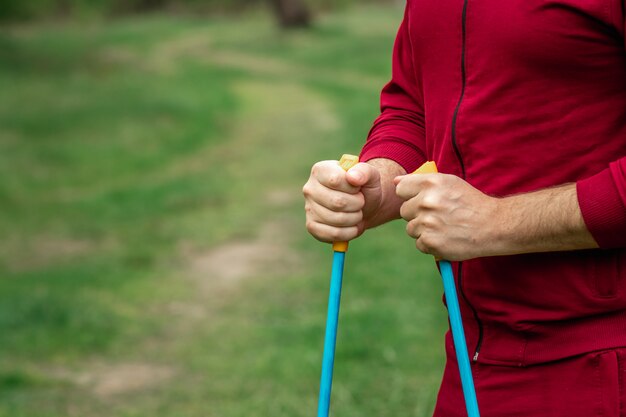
left=0, top=6, right=447, bottom=416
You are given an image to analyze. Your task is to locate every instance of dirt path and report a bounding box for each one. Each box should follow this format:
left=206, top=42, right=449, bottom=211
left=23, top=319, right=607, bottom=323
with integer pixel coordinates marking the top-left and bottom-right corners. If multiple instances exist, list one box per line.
left=46, top=76, right=336, bottom=411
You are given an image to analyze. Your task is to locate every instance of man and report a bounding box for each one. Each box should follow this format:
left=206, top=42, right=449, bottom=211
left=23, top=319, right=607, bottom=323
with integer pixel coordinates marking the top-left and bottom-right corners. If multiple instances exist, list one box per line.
left=303, top=1, right=626, bottom=415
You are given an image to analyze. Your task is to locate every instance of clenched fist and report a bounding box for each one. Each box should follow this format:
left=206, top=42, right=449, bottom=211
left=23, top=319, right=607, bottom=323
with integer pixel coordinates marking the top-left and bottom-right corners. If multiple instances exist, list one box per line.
left=394, top=173, right=499, bottom=261
left=302, top=160, right=384, bottom=243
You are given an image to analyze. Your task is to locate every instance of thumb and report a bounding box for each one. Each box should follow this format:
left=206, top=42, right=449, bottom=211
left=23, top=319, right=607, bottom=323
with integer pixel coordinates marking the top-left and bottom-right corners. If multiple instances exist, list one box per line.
left=345, top=162, right=380, bottom=188
left=347, top=162, right=382, bottom=218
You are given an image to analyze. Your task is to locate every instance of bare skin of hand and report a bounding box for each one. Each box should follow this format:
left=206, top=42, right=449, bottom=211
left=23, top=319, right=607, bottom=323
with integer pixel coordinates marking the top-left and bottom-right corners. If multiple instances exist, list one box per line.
left=394, top=173, right=599, bottom=261
left=303, top=158, right=405, bottom=243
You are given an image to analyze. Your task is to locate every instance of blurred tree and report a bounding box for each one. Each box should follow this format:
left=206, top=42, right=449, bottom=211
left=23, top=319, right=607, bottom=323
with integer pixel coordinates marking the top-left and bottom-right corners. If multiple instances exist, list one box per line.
left=0, top=0, right=346, bottom=23
left=270, top=0, right=311, bottom=28
left=124, top=0, right=168, bottom=12
left=108, top=0, right=168, bottom=15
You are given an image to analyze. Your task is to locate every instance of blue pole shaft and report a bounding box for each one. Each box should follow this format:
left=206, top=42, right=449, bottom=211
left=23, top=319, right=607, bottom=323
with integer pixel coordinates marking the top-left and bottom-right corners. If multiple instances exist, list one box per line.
left=440, top=260, right=480, bottom=417
left=317, top=251, right=345, bottom=417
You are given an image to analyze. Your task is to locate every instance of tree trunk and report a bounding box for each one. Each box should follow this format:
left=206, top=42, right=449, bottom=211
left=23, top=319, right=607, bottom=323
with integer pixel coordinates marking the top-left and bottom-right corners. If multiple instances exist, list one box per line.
left=270, top=0, right=311, bottom=28
left=130, top=0, right=168, bottom=12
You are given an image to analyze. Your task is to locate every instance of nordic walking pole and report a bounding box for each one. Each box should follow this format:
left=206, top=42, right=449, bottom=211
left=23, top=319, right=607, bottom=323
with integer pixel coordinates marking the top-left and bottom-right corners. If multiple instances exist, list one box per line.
left=317, top=154, right=359, bottom=417
left=413, top=161, right=480, bottom=417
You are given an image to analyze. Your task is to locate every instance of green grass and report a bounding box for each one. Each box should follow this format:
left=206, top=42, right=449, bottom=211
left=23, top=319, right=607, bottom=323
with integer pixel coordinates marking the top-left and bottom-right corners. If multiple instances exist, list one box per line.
left=0, top=6, right=447, bottom=416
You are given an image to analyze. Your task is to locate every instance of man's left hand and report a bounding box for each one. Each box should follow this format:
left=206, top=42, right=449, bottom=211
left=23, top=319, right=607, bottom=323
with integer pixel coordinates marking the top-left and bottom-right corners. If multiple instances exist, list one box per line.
left=394, top=173, right=499, bottom=261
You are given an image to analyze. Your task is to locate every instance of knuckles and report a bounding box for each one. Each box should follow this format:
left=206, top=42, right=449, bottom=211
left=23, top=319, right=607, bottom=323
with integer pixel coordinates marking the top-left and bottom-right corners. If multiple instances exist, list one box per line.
left=325, top=210, right=350, bottom=225
left=305, top=219, right=358, bottom=243
left=302, top=182, right=312, bottom=198
left=420, top=213, right=439, bottom=229
left=329, top=195, right=348, bottom=211
left=415, top=238, right=433, bottom=256
left=305, top=220, right=316, bottom=234
left=311, top=161, right=324, bottom=177
left=420, top=192, right=442, bottom=209
left=333, top=210, right=362, bottom=225
left=405, top=216, right=445, bottom=256
left=327, top=228, right=344, bottom=242
left=405, top=221, right=418, bottom=238
left=326, top=173, right=342, bottom=188
left=399, top=202, right=414, bottom=221
left=396, top=175, right=437, bottom=200
left=415, top=232, right=444, bottom=257
left=395, top=181, right=412, bottom=200
left=418, top=233, right=439, bottom=253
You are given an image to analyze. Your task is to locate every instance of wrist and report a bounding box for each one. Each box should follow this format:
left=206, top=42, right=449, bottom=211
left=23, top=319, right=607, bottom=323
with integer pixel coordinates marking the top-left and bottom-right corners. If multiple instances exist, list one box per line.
left=467, top=194, right=509, bottom=257
left=487, top=195, right=522, bottom=256
left=362, top=158, right=406, bottom=229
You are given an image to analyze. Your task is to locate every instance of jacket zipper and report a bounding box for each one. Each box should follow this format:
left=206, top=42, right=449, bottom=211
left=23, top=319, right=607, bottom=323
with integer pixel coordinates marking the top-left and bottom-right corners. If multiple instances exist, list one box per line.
left=451, top=0, right=468, bottom=179
left=450, top=0, right=484, bottom=362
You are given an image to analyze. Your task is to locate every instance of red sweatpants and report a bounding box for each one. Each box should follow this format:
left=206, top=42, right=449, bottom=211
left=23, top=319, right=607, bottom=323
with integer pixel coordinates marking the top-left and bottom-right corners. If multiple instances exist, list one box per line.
left=433, top=340, right=626, bottom=417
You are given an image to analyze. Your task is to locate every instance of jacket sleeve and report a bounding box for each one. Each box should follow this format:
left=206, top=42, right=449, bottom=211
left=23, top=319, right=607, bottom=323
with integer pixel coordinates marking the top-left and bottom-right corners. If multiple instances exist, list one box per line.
left=359, top=2, right=427, bottom=174
left=577, top=160, right=626, bottom=248
left=575, top=4, right=626, bottom=248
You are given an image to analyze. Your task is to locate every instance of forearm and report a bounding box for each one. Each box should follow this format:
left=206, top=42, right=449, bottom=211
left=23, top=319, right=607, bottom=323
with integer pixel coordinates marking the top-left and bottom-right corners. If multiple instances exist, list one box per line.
left=491, top=184, right=599, bottom=256
left=396, top=173, right=601, bottom=261
left=363, top=158, right=407, bottom=229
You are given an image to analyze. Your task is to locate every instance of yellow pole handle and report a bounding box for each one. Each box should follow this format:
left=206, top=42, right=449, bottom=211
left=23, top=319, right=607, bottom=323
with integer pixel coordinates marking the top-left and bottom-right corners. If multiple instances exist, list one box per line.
left=413, top=160, right=438, bottom=174
left=332, top=154, right=360, bottom=253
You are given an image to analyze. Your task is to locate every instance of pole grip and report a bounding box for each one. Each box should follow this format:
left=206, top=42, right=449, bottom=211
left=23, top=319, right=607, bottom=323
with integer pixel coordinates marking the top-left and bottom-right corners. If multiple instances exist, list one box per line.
left=332, top=154, right=359, bottom=253
left=412, top=160, right=438, bottom=175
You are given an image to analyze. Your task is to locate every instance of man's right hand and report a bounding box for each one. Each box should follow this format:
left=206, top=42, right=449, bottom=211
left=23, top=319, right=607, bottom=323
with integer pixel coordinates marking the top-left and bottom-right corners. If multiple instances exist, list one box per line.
left=302, top=160, right=383, bottom=243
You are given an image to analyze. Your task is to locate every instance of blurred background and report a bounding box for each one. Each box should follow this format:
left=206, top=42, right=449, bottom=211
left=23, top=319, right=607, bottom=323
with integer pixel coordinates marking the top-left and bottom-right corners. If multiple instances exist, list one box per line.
left=0, top=0, right=447, bottom=415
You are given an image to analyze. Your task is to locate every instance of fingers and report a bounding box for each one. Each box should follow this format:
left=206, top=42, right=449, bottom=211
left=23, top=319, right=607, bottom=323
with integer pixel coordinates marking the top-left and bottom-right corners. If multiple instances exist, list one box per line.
left=405, top=214, right=447, bottom=258
left=303, top=190, right=364, bottom=242
left=414, top=231, right=443, bottom=258
left=312, top=160, right=360, bottom=194
left=394, top=173, right=438, bottom=201
left=305, top=200, right=363, bottom=226
left=396, top=173, right=444, bottom=222
left=399, top=190, right=444, bottom=221
left=405, top=212, right=442, bottom=240
left=305, top=221, right=361, bottom=243
left=396, top=173, right=449, bottom=257
left=303, top=180, right=365, bottom=212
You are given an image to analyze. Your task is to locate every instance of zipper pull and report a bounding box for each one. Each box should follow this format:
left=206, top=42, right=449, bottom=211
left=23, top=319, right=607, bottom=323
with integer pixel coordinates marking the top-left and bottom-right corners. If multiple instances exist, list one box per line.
left=472, top=351, right=479, bottom=362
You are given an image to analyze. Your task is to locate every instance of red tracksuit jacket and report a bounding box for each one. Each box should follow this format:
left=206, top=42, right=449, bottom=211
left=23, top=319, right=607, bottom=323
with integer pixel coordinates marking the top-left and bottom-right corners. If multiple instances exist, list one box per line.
left=360, top=0, right=626, bottom=366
